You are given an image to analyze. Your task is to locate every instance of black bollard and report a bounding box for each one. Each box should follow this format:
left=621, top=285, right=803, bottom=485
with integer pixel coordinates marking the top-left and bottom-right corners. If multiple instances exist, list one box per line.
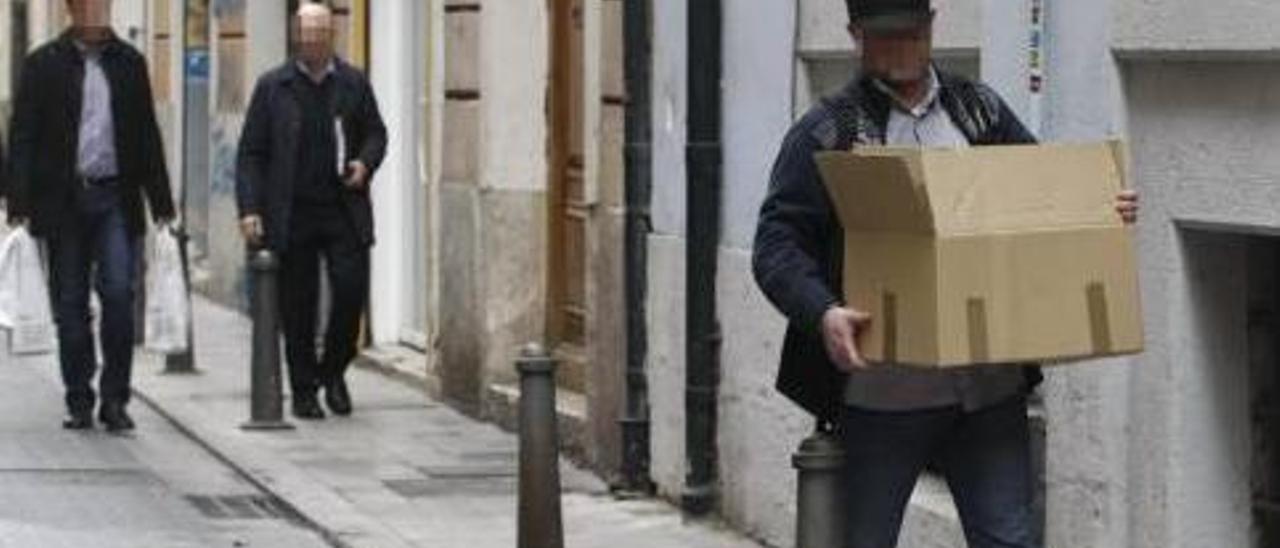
left=515, top=343, right=563, bottom=548
left=241, top=250, right=293, bottom=431
left=793, top=426, right=845, bottom=548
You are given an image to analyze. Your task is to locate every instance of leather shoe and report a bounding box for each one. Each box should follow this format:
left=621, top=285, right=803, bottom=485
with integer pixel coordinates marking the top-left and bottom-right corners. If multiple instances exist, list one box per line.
left=324, top=378, right=352, bottom=416
left=98, top=404, right=135, bottom=432
left=292, top=394, right=326, bottom=420
left=62, top=412, right=93, bottom=430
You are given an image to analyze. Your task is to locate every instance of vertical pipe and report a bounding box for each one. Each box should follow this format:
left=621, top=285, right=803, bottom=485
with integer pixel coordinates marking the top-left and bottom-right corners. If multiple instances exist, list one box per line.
left=683, top=0, right=722, bottom=517
left=620, top=0, right=653, bottom=494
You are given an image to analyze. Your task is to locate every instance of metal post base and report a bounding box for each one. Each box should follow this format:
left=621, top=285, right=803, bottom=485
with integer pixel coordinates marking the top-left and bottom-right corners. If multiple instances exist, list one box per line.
left=163, top=352, right=199, bottom=375
left=240, top=420, right=296, bottom=432
left=793, top=429, right=846, bottom=548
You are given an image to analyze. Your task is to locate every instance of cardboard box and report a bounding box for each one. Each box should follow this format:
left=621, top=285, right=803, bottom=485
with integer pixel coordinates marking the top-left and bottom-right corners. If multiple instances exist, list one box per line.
left=815, top=142, right=1144, bottom=367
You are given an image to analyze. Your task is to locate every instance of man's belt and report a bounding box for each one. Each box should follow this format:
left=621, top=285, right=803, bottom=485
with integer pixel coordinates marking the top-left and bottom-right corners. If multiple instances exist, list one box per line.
left=80, top=175, right=120, bottom=187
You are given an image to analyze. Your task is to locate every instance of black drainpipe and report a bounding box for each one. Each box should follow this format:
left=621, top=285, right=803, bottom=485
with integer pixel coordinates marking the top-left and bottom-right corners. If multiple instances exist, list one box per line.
left=683, top=0, right=722, bottom=517
left=620, top=0, right=655, bottom=494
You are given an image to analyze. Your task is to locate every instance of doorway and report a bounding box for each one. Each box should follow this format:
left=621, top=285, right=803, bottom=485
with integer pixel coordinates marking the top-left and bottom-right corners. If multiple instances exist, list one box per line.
left=547, top=0, right=587, bottom=392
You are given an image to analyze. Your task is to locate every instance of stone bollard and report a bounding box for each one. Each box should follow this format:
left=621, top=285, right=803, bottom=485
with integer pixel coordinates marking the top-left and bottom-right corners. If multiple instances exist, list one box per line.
left=241, top=249, right=293, bottom=431
left=793, top=426, right=846, bottom=548
left=515, top=343, right=564, bottom=548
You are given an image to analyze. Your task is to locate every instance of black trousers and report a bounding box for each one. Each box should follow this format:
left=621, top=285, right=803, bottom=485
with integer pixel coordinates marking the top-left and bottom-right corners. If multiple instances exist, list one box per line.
left=278, top=203, right=369, bottom=397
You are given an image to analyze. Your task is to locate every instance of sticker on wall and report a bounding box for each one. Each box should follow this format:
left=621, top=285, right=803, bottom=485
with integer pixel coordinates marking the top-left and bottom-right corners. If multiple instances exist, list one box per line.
left=1027, top=0, right=1045, bottom=134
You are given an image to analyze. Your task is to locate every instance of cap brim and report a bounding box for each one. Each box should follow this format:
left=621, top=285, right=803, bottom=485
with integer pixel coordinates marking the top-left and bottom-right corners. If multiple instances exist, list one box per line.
left=857, top=13, right=931, bottom=33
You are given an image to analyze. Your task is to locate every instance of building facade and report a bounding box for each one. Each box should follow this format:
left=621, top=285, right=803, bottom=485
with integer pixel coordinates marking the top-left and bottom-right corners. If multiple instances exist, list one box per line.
left=6, top=0, right=1280, bottom=547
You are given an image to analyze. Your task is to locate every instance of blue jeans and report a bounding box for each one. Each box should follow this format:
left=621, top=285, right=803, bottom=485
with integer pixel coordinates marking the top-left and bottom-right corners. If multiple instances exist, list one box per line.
left=841, top=396, right=1038, bottom=548
left=46, top=184, right=139, bottom=415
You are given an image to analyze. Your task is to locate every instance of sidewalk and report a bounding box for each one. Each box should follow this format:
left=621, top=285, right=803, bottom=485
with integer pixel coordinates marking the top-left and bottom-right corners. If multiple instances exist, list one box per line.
left=0, top=335, right=331, bottom=548
left=133, top=297, right=766, bottom=548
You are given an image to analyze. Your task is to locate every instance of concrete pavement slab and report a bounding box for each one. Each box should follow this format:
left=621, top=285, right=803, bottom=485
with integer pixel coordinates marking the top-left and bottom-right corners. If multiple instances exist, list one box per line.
left=132, top=297, right=766, bottom=548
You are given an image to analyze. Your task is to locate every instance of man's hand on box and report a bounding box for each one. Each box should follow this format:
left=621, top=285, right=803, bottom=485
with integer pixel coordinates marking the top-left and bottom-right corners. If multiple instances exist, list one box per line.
left=822, top=306, right=873, bottom=372
left=1116, top=190, right=1139, bottom=225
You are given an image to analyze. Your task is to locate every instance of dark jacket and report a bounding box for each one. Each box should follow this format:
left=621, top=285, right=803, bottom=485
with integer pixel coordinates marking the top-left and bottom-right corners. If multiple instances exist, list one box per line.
left=752, top=70, right=1042, bottom=425
left=7, top=30, right=175, bottom=236
left=236, top=58, right=388, bottom=251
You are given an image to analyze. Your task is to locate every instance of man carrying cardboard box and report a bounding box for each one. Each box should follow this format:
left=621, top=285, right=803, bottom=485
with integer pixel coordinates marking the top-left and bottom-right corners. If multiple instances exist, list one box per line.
left=751, top=1, right=1139, bottom=546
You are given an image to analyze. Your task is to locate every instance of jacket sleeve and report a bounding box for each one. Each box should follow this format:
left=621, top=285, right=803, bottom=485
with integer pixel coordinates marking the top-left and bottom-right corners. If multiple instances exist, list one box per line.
left=355, top=77, right=387, bottom=176
left=236, top=77, right=273, bottom=218
left=135, top=54, right=176, bottom=222
left=752, top=123, right=842, bottom=334
left=6, top=53, right=40, bottom=219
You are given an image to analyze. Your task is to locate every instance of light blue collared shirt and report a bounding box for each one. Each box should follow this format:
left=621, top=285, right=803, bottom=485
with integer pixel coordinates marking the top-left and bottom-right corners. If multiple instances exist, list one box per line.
left=77, top=45, right=119, bottom=179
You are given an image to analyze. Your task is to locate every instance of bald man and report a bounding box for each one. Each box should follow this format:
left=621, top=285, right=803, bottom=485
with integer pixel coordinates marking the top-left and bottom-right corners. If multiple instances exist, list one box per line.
left=236, top=2, right=387, bottom=420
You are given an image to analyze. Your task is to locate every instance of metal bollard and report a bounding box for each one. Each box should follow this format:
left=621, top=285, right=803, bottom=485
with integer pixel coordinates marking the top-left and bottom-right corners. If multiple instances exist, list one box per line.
left=515, top=343, right=564, bottom=548
left=793, top=426, right=846, bottom=548
left=241, top=250, right=293, bottom=431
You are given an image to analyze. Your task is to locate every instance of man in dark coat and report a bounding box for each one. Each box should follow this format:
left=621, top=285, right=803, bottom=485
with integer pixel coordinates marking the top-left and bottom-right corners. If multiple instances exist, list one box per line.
left=752, top=1, right=1139, bottom=546
left=236, top=2, right=387, bottom=420
left=6, top=0, right=176, bottom=432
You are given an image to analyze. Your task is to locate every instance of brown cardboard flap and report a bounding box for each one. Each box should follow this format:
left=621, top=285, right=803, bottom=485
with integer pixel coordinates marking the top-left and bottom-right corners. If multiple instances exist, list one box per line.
left=815, top=151, right=934, bottom=234
left=920, top=144, right=1126, bottom=237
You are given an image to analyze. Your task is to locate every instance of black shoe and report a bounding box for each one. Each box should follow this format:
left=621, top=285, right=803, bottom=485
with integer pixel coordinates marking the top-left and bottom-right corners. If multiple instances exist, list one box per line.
left=324, top=378, right=352, bottom=417
left=292, top=394, right=326, bottom=420
left=98, top=404, right=135, bottom=432
left=62, top=412, right=93, bottom=430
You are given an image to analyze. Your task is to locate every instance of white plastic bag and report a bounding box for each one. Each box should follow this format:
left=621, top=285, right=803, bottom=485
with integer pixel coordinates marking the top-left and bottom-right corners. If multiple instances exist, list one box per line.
left=0, top=227, right=55, bottom=355
left=144, top=227, right=190, bottom=354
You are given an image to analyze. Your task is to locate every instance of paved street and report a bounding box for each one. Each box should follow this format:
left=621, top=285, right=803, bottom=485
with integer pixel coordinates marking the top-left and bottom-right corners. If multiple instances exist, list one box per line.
left=129, top=297, right=764, bottom=548
left=0, top=337, right=332, bottom=548
left=0, top=295, right=765, bottom=548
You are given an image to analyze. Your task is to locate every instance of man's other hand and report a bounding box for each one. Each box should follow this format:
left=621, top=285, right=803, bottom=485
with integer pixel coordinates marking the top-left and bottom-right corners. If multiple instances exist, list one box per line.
left=821, top=306, right=873, bottom=373
left=239, top=214, right=264, bottom=246
left=1116, top=190, right=1139, bottom=225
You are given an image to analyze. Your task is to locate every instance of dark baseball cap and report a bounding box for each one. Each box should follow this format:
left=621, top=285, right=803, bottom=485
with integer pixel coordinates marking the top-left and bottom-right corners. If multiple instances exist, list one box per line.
left=847, top=0, right=934, bottom=32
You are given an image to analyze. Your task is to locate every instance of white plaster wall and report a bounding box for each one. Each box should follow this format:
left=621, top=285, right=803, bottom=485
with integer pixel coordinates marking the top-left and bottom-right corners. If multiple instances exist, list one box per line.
left=27, top=0, right=61, bottom=45
left=479, top=0, right=546, bottom=192
left=1124, top=61, right=1280, bottom=548
left=645, top=234, right=687, bottom=500
left=1113, top=0, right=1280, bottom=56
left=1043, top=0, right=1127, bottom=141
left=715, top=248, right=810, bottom=547
left=720, top=0, right=796, bottom=250
left=979, top=0, right=1031, bottom=126
left=1124, top=63, right=1280, bottom=232
left=369, top=0, right=421, bottom=344
left=650, top=0, right=685, bottom=237
left=111, top=0, right=144, bottom=48
left=246, top=1, right=285, bottom=82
